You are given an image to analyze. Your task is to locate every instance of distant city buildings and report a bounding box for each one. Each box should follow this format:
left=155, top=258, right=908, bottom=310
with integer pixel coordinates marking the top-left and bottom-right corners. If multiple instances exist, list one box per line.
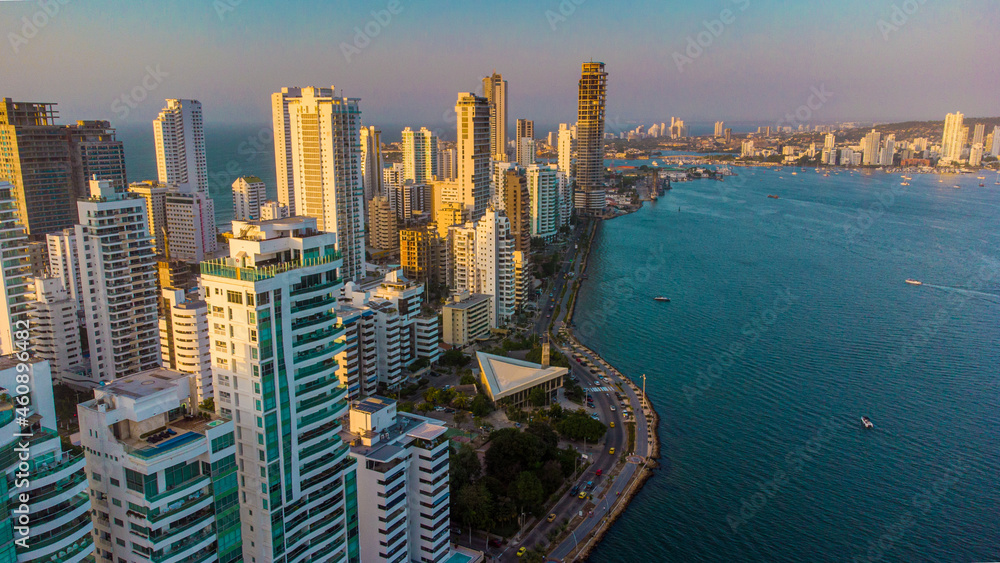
left=516, top=118, right=535, bottom=166
left=940, top=111, right=965, bottom=164
left=402, top=126, right=438, bottom=184
left=714, top=121, right=725, bottom=137
left=368, top=195, right=399, bottom=251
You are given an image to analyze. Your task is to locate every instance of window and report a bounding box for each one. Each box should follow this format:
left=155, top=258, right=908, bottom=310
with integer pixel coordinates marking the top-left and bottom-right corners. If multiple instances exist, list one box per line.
left=212, top=306, right=225, bottom=318
left=249, top=311, right=256, bottom=324
left=246, top=292, right=255, bottom=306
left=110, top=477, right=120, bottom=487
left=227, top=290, right=243, bottom=304
left=91, top=472, right=102, bottom=482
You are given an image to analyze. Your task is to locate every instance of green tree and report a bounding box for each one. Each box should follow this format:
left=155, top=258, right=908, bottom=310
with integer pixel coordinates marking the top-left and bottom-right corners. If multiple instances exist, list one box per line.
left=471, top=394, right=493, bottom=418
left=450, top=443, right=481, bottom=492
left=555, top=411, right=607, bottom=442
left=459, top=373, right=477, bottom=385
left=529, top=387, right=547, bottom=407
left=513, top=471, right=545, bottom=515
left=454, top=483, right=494, bottom=533
left=440, top=348, right=470, bottom=367
left=453, top=410, right=469, bottom=429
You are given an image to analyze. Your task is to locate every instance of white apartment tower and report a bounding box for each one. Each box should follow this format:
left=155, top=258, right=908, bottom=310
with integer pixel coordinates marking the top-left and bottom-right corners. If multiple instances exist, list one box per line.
left=153, top=99, right=207, bottom=192
left=200, top=216, right=361, bottom=563
left=272, top=87, right=302, bottom=214
left=483, top=72, right=508, bottom=161
left=0, top=357, right=94, bottom=563
left=558, top=123, right=576, bottom=179
left=455, top=92, right=492, bottom=220
left=233, top=175, right=267, bottom=221
left=940, top=112, right=965, bottom=164
left=128, top=180, right=170, bottom=254
left=164, top=185, right=217, bottom=262
left=451, top=208, right=514, bottom=328
left=76, top=179, right=160, bottom=385
left=335, top=302, right=378, bottom=400
left=402, top=127, right=438, bottom=184
left=46, top=228, right=83, bottom=315
left=160, top=287, right=213, bottom=404
left=29, top=276, right=84, bottom=383
left=260, top=200, right=290, bottom=221
left=0, top=182, right=31, bottom=355
left=526, top=165, right=560, bottom=241
left=343, top=396, right=452, bottom=563
left=78, top=368, right=243, bottom=563
left=991, top=126, right=1000, bottom=157
left=276, top=86, right=367, bottom=281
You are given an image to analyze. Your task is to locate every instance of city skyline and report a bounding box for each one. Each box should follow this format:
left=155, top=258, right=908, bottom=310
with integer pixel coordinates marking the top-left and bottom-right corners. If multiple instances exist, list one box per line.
left=2, top=1, right=998, bottom=129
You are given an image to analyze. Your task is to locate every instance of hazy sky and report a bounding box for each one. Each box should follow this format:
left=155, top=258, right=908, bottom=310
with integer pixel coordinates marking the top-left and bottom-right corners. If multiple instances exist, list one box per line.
left=2, top=0, right=998, bottom=132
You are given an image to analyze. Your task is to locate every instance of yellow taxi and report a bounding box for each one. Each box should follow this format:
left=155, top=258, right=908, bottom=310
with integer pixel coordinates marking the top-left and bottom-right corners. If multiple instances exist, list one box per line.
left=578, top=490, right=587, bottom=499
left=609, top=447, right=615, bottom=455
left=547, top=513, right=557, bottom=522
left=610, top=421, right=615, bottom=428
left=517, top=547, right=527, bottom=557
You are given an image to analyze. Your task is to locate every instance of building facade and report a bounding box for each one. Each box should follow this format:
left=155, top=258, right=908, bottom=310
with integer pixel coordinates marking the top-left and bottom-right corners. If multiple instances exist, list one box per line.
left=153, top=99, right=207, bottom=192
left=233, top=176, right=267, bottom=221
left=483, top=73, right=508, bottom=162
left=0, top=183, right=31, bottom=356
left=29, top=276, right=85, bottom=383
left=402, top=127, right=438, bottom=184
left=78, top=368, right=242, bottom=563
left=575, top=62, right=608, bottom=213
left=455, top=93, right=491, bottom=221
left=200, top=216, right=361, bottom=563
left=159, top=288, right=213, bottom=405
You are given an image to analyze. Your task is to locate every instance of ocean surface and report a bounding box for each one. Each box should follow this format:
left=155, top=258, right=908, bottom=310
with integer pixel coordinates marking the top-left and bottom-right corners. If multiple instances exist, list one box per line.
left=577, top=168, right=1000, bottom=562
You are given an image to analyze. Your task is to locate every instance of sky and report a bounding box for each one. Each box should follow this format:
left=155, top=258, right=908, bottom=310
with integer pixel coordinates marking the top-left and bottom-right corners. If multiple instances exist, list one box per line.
left=1, top=0, right=998, bottom=135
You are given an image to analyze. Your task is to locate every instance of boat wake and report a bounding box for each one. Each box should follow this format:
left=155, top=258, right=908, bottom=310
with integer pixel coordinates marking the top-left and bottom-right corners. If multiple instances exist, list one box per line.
left=919, top=284, right=1000, bottom=304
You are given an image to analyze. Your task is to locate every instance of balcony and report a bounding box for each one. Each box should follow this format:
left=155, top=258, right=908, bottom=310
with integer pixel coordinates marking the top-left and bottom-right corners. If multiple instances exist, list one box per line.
left=201, top=252, right=341, bottom=282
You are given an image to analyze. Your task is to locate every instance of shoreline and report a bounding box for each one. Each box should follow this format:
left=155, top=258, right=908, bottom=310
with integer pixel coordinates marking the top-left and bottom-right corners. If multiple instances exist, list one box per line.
left=553, top=217, right=662, bottom=562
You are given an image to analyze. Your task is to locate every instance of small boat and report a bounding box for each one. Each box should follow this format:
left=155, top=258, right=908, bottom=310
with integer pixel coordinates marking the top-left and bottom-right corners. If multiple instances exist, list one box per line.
left=767, top=194, right=780, bottom=199
left=654, top=296, right=671, bottom=302
left=905, top=279, right=922, bottom=285
left=953, top=185, right=961, bottom=189
left=862, top=416, right=873, bottom=429
left=980, top=183, right=985, bottom=187
left=900, top=182, right=909, bottom=186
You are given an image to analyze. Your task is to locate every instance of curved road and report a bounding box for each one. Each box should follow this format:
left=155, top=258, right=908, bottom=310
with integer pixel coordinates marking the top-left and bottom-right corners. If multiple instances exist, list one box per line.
left=499, top=221, right=653, bottom=561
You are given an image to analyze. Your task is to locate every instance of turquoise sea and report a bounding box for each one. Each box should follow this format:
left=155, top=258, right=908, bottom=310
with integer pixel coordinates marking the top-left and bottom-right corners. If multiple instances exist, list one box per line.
left=578, top=167, right=1000, bottom=561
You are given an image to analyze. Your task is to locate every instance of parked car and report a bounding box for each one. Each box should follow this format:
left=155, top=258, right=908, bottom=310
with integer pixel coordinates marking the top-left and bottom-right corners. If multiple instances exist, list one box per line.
left=547, top=513, right=557, bottom=523
left=571, top=485, right=580, bottom=495
left=595, top=469, right=602, bottom=476
left=517, top=547, right=527, bottom=557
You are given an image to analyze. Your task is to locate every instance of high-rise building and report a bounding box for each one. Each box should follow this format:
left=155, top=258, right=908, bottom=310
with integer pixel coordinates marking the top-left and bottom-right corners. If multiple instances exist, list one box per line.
left=862, top=130, right=881, bottom=165
left=741, top=140, right=755, bottom=158
left=527, top=165, right=560, bottom=242
left=513, top=250, right=528, bottom=312
left=714, top=121, right=725, bottom=137
left=990, top=126, right=1000, bottom=157
left=450, top=208, right=515, bottom=328
left=400, top=226, right=448, bottom=288
left=29, top=276, right=85, bottom=383
left=558, top=123, right=576, bottom=179
left=272, top=87, right=302, bottom=214
left=670, top=117, right=688, bottom=139
left=383, top=162, right=406, bottom=191
left=455, top=93, right=492, bottom=220
left=575, top=62, right=608, bottom=213
left=368, top=195, right=399, bottom=251
left=496, top=166, right=530, bottom=254
left=437, top=147, right=458, bottom=181
left=46, top=228, right=83, bottom=316
left=164, top=186, right=217, bottom=262
left=483, top=72, right=509, bottom=162
left=880, top=134, right=896, bottom=166
left=0, top=183, right=31, bottom=355
left=232, top=175, right=266, bottom=221
left=200, top=216, right=360, bottom=563
left=940, top=112, right=965, bottom=164
left=76, top=179, right=160, bottom=385
left=388, top=181, right=431, bottom=224
left=335, top=300, right=378, bottom=400
left=260, top=200, right=290, bottom=221
left=159, top=287, right=213, bottom=404
left=0, top=356, right=94, bottom=562
left=360, top=125, right=384, bottom=202
left=67, top=119, right=127, bottom=197
left=0, top=99, right=76, bottom=237
left=969, top=143, right=984, bottom=167
left=370, top=269, right=440, bottom=365
left=402, top=126, right=438, bottom=184
left=972, top=123, right=985, bottom=147
left=277, top=87, right=366, bottom=281
left=516, top=119, right=535, bottom=166
left=824, top=133, right=836, bottom=151
left=343, top=396, right=453, bottom=562
left=153, top=99, right=207, bottom=192
left=78, top=368, right=242, bottom=563
left=128, top=180, right=170, bottom=254
left=724, top=128, right=732, bottom=143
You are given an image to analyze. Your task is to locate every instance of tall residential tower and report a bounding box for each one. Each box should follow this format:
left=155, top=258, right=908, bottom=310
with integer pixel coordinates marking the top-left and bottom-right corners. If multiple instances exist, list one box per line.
left=575, top=62, right=608, bottom=213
